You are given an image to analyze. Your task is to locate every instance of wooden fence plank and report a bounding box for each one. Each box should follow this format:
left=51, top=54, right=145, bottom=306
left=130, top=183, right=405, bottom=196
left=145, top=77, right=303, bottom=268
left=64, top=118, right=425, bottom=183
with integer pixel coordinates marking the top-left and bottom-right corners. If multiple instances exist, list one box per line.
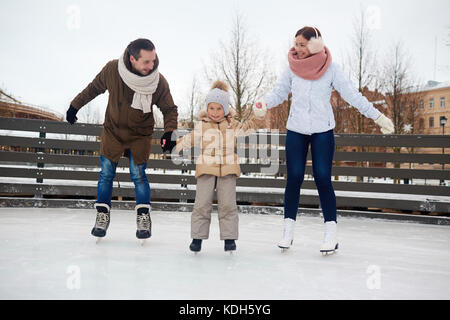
left=2, top=117, right=450, bottom=147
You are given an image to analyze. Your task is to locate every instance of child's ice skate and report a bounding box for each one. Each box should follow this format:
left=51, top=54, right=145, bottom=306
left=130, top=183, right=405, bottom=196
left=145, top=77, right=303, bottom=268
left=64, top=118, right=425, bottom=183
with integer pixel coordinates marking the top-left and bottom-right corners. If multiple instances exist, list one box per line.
left=189, top=239, right=202, bottom=254
left=224, top=239, right=236, bottom=254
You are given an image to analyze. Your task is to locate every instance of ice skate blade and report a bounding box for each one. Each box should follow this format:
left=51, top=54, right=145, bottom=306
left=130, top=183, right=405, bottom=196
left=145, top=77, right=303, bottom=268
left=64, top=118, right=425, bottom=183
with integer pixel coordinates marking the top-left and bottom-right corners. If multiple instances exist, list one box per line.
left=95, top=237, right=102, bottom=244
left=320, top=243, right=339, bottom=255
left=278, top=243, right=292, bottom=252
left=136, top=229, right=151, bottom=240
left=278, top=239, right=293, bottom=252
left=224, top=246, right=236, bottom=254
left=321, top=250, right=336, bottom=256
left=140, top=239, right=146, bottom=246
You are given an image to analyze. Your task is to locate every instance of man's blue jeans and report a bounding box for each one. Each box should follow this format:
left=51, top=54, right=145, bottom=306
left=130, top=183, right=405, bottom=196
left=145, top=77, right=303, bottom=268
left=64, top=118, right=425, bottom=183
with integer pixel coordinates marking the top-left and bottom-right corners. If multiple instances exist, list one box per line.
left=96, top=153, right=151, bottom=207
left=284, top=129, right=337, bottom=222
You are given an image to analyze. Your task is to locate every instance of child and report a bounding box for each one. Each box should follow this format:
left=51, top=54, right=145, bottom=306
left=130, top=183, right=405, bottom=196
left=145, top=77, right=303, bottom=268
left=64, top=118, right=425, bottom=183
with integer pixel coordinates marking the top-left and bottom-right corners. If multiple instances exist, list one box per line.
left=176, top=80, right=267, bottom=252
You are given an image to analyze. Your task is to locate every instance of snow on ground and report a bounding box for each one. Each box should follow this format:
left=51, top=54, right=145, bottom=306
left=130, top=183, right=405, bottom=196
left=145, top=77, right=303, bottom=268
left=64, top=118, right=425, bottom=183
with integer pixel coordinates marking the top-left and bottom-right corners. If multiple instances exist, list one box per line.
left=0, top=208, right=449, bottom=300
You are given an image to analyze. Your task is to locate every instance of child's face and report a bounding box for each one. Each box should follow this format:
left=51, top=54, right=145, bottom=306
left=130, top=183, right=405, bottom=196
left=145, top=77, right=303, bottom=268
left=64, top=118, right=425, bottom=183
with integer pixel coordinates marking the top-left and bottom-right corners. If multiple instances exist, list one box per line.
left=207, top=102, right=225, bottom=122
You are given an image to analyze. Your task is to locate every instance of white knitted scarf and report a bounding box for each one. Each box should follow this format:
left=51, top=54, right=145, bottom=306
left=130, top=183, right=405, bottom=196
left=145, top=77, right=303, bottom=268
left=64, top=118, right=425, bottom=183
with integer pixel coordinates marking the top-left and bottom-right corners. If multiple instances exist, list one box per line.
left=118, top=53, right=160, bottom=113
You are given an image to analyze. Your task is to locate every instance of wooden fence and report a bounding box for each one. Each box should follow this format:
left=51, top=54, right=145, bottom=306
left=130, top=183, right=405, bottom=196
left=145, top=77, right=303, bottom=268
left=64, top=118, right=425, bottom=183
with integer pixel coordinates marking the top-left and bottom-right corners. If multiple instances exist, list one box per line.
left=0, top=117, right=449, bottom=215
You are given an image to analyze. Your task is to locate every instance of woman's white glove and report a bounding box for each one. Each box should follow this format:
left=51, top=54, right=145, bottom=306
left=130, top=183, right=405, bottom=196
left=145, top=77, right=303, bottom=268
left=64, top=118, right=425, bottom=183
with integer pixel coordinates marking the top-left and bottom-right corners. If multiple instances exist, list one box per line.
left=374, top=114, right=395, bottom=134
left=253, top=100, right=267, bottom=120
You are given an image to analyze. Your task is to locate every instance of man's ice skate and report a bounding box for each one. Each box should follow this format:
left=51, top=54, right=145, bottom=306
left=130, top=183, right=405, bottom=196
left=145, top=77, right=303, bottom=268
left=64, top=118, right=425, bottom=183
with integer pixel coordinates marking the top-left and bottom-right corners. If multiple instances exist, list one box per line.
left=189, top=239, right=202, bottom=254
left=135, top=204, right=151, bottom=245
left=224, top=239, right=236, bottom=254
left=91, top=203, right=111, bottom=243
left=320, top=221, right=339, bottom=255
left=278, top=218, right=295, bottom=252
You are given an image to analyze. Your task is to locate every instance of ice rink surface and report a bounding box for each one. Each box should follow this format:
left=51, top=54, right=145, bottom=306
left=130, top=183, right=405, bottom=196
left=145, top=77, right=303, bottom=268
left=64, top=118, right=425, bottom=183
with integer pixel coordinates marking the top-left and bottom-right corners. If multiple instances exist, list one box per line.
left=0, top=208, right=449, bottom=300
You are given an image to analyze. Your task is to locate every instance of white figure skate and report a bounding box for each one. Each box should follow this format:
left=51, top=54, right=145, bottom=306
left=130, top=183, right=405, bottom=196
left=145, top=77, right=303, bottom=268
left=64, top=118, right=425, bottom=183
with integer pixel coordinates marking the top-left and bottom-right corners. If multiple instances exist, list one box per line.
left=278, top=218, right=295, bottom=252
left=320, top=221, right=339, bottom=255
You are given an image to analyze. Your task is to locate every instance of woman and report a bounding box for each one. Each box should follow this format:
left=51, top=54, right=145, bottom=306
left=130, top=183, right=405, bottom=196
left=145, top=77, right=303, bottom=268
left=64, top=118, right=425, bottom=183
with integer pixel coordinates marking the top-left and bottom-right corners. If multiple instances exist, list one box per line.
left=254, top=26, right=394, bottom=254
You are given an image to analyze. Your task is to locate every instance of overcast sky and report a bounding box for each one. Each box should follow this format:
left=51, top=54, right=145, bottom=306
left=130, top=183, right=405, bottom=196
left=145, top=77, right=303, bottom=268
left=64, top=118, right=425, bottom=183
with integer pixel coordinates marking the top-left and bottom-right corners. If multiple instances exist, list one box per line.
left=0, top=0, right=449, bottom=120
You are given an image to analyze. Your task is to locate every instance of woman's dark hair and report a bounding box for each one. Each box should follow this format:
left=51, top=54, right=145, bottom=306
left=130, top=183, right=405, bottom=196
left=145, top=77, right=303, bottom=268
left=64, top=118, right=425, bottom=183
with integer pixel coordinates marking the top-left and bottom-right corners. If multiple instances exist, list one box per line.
left=295, top=26, right=322, bottom=40
left=127, top=38, right=155, bottom=60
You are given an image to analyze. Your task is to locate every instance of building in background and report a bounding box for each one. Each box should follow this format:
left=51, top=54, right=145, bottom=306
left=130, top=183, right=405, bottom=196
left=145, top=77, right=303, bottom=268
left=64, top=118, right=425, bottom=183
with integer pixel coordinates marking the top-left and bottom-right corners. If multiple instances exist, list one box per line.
left=0, top=89, right=62, bottom=121
left=413, top=81, right=450, bottom=172
left=416, top=81, right=450, bottom=135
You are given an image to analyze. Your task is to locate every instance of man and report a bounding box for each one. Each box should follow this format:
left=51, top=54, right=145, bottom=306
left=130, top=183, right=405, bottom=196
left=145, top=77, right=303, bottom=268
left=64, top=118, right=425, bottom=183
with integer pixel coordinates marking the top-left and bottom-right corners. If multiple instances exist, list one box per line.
left=66, top=38, right=177, bottom=241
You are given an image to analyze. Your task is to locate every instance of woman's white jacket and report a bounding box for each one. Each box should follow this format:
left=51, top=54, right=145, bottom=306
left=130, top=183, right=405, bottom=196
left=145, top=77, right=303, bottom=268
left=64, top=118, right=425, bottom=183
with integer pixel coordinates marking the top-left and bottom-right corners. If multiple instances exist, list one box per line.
left=264, top=62, right=381, bottom=135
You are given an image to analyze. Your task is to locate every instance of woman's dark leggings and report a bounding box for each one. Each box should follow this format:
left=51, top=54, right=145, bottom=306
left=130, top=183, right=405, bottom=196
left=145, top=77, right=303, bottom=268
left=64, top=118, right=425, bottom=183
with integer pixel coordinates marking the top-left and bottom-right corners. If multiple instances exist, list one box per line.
left=284, top=129, right=337, bottom=222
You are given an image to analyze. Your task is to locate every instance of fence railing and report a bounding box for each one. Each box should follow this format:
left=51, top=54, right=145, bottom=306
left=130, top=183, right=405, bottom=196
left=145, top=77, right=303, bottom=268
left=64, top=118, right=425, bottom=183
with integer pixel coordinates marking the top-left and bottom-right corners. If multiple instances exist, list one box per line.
left=0, top=117, right=449, bottom=214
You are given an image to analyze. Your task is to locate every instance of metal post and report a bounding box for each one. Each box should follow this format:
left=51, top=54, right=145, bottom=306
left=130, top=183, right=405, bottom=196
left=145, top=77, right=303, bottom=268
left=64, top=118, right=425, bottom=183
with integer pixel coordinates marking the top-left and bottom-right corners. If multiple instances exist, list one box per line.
left=35, top=125, right=46, bottom=198
left=440, top=116, right=447, bottom=186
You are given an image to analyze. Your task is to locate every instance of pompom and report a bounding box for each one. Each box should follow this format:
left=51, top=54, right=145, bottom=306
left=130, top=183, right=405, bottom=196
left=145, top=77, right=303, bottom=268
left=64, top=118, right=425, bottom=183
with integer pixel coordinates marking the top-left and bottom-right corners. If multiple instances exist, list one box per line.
left=211, top=80, right=229, bottom=92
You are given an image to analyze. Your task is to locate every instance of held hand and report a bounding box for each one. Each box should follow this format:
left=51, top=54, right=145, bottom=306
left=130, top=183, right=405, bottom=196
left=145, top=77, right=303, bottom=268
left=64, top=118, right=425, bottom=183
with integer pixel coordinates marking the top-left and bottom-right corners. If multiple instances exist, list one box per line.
left=253, top=100, right=267, bottom=120
left=374, top=114, right=395, bottom=134
left=66, top=105, right=78, bottom=125
left=161, top=130, right=177, bottom=152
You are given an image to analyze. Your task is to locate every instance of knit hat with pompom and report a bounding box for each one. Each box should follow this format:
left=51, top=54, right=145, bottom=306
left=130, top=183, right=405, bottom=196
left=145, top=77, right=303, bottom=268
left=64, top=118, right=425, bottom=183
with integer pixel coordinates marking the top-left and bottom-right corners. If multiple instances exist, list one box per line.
left=205, top=80, right=230, bottom=116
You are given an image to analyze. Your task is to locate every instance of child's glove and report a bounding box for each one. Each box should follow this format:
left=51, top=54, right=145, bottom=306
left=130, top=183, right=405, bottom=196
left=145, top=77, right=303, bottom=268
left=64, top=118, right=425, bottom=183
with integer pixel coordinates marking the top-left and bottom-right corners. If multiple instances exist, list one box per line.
left=374, top=114, right=395, bottom=134
left=253, top=100, right=267, bottom=120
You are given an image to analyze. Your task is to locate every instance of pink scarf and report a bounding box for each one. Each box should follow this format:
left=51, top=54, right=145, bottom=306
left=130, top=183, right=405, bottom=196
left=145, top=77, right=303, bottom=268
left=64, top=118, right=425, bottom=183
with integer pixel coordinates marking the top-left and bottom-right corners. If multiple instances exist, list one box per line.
left=288, top=46, right=332, bottom=80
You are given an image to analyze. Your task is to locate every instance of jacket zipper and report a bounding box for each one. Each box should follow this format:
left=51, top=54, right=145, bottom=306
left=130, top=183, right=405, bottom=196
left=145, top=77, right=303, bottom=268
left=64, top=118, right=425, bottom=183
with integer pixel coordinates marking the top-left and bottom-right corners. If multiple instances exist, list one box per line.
left=218, top=123, right=222, bottom=177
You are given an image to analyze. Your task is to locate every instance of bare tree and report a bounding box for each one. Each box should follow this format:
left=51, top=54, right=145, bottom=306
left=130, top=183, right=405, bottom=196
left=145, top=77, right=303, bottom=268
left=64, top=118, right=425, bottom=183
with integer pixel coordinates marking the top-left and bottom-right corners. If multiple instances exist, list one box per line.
left=382, top=41, right=419, bottom=134
left=204, top=12, right=275, bottom=121
left=339, top=8, right=381, bottom=181
left=73, top=103, right=102, bottom=142
left=77, top=102, right=102, bottom=124
left=185, top=76, right=202, bottom=128
left=381, top=41, right=422, bottom=183
left=265, top=38, right=293, bottom=131
left=343, top=7, right=380, bottom=134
